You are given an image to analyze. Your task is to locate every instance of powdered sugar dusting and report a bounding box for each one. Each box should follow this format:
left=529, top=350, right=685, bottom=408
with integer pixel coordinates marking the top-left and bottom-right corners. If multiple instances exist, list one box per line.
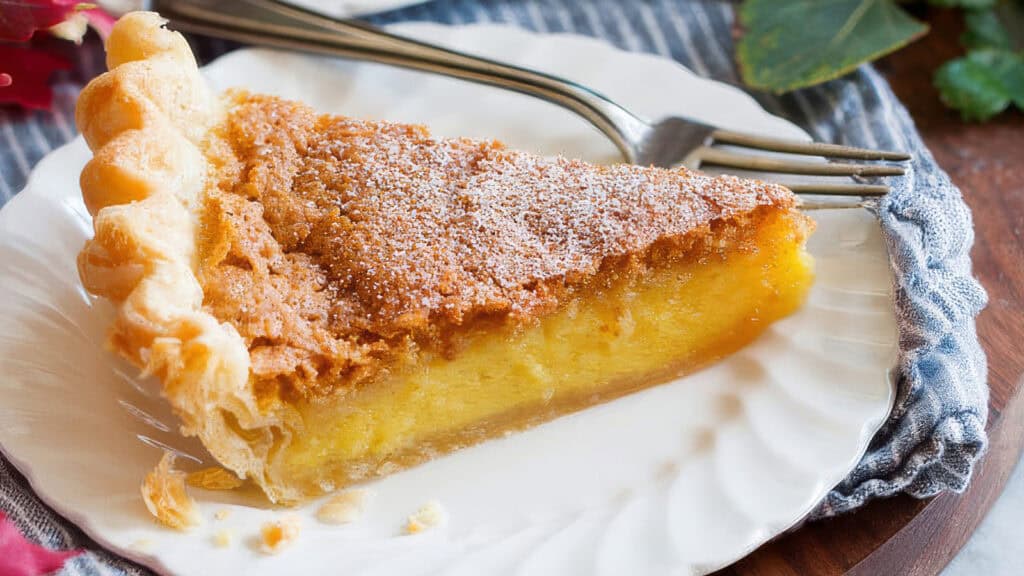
left=224, top=94, right=792, bottom=325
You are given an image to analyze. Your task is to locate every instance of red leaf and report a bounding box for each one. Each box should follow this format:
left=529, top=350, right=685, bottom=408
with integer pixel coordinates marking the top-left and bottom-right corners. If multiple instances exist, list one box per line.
left=83, top=7, right=114, bottom=40
left=0, top=45, right=71, bottom=110
left=0, top=511, right=82, bottom=576
left=0, top=0, right=87, bottom=42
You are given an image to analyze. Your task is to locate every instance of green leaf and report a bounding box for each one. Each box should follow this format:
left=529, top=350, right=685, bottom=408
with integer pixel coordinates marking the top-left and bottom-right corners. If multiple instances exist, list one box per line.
left=961, top=9, right=1012, bottom=49
left=976, top=50, right=1024, bottom=107
left=934, top=49, right=1024, bottom=120
left=737, top=0, right=929, bottom=93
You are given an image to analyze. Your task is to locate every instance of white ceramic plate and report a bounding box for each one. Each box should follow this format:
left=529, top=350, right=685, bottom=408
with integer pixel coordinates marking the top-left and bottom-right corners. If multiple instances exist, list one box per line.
left=285, top=0, right=430, bottom=18
left=0, top=23, right=897, bottom=576
left=100, top=0, right=430, bottom=18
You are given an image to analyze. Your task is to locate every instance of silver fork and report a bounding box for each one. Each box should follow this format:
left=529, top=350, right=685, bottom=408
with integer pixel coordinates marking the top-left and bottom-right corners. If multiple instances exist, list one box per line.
left=147, top=0, right=910, bottom=196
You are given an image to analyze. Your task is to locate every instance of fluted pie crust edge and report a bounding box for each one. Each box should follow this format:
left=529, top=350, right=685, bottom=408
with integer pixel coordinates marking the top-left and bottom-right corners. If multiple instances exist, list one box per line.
left=76, top=12, right=299, bottom=502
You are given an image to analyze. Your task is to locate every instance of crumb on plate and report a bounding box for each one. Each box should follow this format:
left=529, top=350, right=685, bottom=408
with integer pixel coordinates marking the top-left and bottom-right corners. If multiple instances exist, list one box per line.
left=212, top=528, right=233, bottom=548
left=214, top=508, right=231, bottom=521
left=141, top=452, right=201, bottom=531
left=260, top=516, right=301, bottom=555
left=316, top=489, right=371, bottom=525
left=404, top=500, right=446, bottom=535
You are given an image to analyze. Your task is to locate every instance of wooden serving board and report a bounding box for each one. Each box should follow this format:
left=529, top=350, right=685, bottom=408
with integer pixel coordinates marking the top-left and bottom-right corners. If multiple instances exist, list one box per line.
left=715, top=8, right=1024, bottom=575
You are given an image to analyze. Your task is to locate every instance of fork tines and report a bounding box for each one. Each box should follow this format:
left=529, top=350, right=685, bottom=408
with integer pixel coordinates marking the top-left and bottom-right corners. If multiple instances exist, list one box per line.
left=698, top=129, right=909, bottom=197
left=711, top=129, right=911, bottom=161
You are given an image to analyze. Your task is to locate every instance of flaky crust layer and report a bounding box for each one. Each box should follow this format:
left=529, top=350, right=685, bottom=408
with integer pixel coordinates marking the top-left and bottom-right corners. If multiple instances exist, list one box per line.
left=76, top=12, right=297, bottom=502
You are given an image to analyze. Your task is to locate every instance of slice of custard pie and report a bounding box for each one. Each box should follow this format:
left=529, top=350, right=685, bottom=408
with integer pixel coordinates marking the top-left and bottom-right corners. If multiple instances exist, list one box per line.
left=77, top=12, right=815, bottom=503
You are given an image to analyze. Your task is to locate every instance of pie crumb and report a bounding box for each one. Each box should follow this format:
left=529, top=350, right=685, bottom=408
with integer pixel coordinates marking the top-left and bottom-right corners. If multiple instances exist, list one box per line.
left=212, top=529, right=233, bottom=548
left=404, top=500, right=446, bottom=535
left=260, top=516, right=301, bottom=555
left=316, top=489, right=371, bottom=525
left=186, top=467, right=244, bottom=491
left=214, top=509, right=231, bottom=521
left=141, top=452, right=201, bottom=531
left=129, top=538, right=153, bottom=552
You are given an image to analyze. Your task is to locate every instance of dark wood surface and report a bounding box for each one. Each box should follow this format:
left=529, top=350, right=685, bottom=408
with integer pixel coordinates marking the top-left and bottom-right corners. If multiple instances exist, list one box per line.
left=715, top=8, right=1024, bottom=576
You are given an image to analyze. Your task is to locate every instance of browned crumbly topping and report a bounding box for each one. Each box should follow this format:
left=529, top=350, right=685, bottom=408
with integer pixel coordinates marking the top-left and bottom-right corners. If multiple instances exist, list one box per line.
left=199, top=91, right=797, bottom=402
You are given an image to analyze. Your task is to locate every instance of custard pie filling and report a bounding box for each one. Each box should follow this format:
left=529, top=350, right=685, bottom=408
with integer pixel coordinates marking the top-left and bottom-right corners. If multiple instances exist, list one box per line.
left=76, top=12, right=814, bottom=503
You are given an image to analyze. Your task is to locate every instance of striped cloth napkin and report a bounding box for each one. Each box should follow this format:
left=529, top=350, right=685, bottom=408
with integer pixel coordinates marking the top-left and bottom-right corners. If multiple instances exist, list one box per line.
left=0, top=0, right=988, bottom=573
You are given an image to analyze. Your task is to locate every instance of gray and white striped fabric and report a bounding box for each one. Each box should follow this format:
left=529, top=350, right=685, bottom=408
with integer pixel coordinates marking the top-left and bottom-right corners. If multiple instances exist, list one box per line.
left=0, top=0, right=988, bottom=573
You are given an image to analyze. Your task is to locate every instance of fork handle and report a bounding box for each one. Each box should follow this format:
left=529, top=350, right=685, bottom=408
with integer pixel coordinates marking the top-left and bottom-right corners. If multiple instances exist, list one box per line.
left=150, top=0, right=648, bottom=162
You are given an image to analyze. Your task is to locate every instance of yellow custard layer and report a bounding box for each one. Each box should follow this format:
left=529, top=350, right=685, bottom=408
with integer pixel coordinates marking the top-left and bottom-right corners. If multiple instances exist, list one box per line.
left=281, top=212, right=814, bottom=492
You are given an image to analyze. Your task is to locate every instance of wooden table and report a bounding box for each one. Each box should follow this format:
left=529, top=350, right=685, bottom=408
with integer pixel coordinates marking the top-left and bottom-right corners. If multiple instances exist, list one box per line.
left=716, top=8, right=1024, bottom=575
